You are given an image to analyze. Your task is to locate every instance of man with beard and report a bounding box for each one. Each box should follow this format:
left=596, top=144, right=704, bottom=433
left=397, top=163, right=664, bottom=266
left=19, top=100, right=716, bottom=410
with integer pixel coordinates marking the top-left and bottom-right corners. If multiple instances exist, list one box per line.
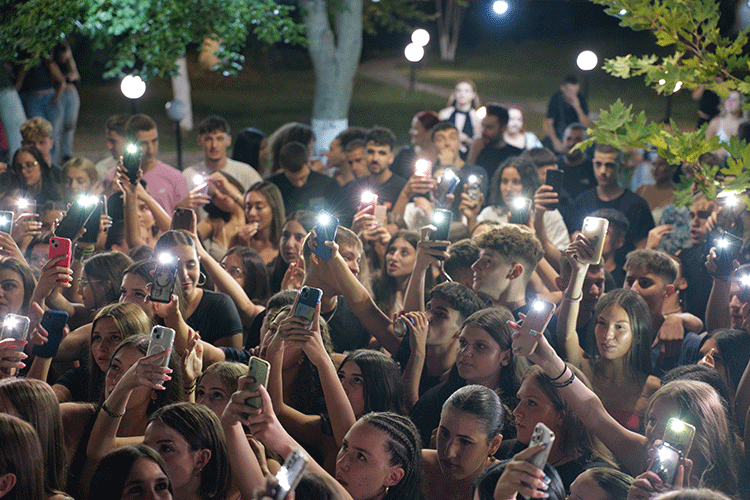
left=556, top=123, right=596, bottom=200
left=467, top=103, right=523, bottom=182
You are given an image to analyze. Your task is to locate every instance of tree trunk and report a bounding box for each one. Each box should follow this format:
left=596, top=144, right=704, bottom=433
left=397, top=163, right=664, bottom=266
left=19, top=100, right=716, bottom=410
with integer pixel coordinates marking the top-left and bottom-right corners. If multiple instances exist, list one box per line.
left=436, top=0, right=466, bottom=62
left=303, top=0, right=363, bottom=154
left=171, top=55, right=194, bottom=132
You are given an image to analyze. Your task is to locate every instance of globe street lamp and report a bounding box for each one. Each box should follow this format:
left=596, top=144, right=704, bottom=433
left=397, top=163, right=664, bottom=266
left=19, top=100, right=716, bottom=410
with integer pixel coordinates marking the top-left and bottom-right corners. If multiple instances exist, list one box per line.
left=492, top=0, right=509, bottom=15
left=412, top=28, right=430, bottom=46
left=404, top=42, right=425, bottom=92
left=120, top=75, right=146, bottom=114
left=576, top=50, right=598, bottom=100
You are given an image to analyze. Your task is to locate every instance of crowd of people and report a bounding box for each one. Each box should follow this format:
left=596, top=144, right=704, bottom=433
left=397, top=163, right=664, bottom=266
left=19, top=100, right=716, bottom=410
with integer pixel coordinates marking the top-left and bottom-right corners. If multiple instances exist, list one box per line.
left=0, top=72, right=747, bottom=500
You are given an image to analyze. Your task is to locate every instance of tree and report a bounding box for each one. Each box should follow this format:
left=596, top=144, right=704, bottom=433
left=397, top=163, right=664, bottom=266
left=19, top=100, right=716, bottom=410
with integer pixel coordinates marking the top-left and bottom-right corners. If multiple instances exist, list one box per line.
left=582, top=0, right=750, bottom=207
left=435, top=0, right=467, bottom=61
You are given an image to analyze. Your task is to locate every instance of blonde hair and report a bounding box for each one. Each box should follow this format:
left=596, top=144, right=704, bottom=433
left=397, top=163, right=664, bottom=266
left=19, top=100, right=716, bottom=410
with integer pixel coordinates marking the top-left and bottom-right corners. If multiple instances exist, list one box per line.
left=20, top=117, right=53, bottom=142
left=62, top=157, right=99, bottom=183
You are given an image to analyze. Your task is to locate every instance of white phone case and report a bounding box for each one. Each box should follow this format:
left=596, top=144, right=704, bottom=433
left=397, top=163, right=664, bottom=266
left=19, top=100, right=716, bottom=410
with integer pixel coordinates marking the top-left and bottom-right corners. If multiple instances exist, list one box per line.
left=147, top=326, right=175, bottom=368
left=579, top=217, right=609, bottom=265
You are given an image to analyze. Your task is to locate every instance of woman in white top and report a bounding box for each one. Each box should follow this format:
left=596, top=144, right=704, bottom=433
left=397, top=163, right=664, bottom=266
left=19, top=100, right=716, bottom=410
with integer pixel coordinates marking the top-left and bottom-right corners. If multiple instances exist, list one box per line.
left=438, top=80, right=482, bottom=157
left=706, top=90, right=746, bottom=157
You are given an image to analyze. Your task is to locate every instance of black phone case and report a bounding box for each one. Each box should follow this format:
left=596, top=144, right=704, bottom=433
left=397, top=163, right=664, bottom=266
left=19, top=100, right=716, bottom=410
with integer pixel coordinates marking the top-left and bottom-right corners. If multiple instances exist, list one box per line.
left=123, top=150, right=141, bottom=184
left=544, top=169, right=564, bottom=210
left=54, top=201, right=99, bottom=240
left=31, top=311, right=69, bottom=359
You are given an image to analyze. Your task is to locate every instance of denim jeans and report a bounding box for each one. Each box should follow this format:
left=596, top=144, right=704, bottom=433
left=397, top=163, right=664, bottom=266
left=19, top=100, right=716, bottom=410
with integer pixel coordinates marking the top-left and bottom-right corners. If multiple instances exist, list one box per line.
left=20, top=89, right=63, bottom=164
left=0, top=87, right=27, bottom=159
left=59, top=86, right=80, bottom=161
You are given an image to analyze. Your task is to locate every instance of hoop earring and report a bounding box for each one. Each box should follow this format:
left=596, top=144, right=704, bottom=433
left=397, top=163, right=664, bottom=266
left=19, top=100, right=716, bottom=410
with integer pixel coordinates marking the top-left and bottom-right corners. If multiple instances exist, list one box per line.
left=197, top=272, right=206, bottom=287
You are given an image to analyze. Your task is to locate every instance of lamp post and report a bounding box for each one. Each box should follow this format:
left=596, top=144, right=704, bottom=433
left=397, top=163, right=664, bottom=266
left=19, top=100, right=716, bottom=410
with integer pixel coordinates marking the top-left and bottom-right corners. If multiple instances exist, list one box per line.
left=165, top=100, right=187, bottom=170
left=576, top=50, right=598, bottom=101
left=404, top=42, right=425, bottom=92
left=120, top=75, right=146, bottom=115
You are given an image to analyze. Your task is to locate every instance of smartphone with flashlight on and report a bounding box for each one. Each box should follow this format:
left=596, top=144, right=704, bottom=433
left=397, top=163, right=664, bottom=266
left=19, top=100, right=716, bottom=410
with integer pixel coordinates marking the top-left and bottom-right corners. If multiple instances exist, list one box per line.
left=192, top=172, right=210, bottom=197
left=648, top=442, right=683, bottom=487
left=434, top=169, right=460, bottom=207
left=79, top=197, right=104, bottom=244
left=123, top=143, right=142, bottom=184
left=430, top=208, right=453, bottom=243
left=270, top=448, right=309, bottom=500
left=150, top=253, right=178, bottom=303
left=414, top=159, right=432, bottom=178
left=578, top=216, right=609, bottom=265
left=16, top=198, right=37, bottom=221
left=465, top=174, right=483, bottom=201
left=508, top=197, right=532, bottom=225
left=512, top=299, right=556, bottom=356
left=0, top=211, right=13, bottom=235
left=358, top=191, right=377, bottom=215
left=0, top=314, right=31, bottom=349
left=663, top=417, right=696, bottom=458
left=55, top=195, right=100, bottom=240
left=312, top=213, right=339, bottom=261
left=714, top=230, right=743, bottom=277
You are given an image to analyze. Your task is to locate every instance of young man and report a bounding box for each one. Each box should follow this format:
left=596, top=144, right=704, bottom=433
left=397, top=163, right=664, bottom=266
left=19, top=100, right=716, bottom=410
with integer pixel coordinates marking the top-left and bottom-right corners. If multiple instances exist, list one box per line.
left=267, top=141, right=340, bottom=215
left=467, top=103, right=523, bottom=182
left=343, top=139, right=369, bottom=180
left=94, top=114, right=128, bottom=179
left=556, top=123, right=596, bottom=200
left=326, top=127, right=367, bottom=186
left=184, top=115, right=261, bottom=192
left=566, top=144, right=654, bottom=268
left=121, top=114, right=189, bottom=215
left=20, top=117, right=57, bottom=171
left=543, top=75, right=591, bottom=154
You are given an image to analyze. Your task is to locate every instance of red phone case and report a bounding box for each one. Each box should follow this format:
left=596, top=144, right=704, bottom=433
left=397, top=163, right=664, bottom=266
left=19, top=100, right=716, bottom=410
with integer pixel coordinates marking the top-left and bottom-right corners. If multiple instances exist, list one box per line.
left=49, top=237, right=72, bottom=274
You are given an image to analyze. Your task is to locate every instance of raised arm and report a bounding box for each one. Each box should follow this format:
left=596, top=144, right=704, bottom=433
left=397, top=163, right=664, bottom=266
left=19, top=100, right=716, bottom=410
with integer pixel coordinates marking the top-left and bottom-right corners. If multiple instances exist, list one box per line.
left=403, top=226, right=450, bottom=314
left=533, top=185, right=563, bottom=270
left=555, top=236, right=592, bottom=371
left=704, top=247, right=731, bottom=332
left=400, top=311, right=429, bottom=411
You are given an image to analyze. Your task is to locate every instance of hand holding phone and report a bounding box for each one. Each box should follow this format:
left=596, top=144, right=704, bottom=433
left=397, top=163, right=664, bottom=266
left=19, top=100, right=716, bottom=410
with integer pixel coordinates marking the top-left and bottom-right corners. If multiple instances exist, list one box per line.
left=151, top=253, right=178, bottom=303
left=648, top=442, right=683, bottom=487
left=544, top=169, right=564, bottom=210
left=49, top=237, right=72, bottom=275
left=512, top=300, right=555, bottom=356
left=245, top=356, right=271, bottom=408
left=508, top=197, right=532, bottom=225
left=292, top=286, right=322, bottom=329
left=521, top=423, right=555, bottom=500
left=123, top=143, right=142, bottom=184
left=0, top=315, right=31, bottom=349
left=433, top=169, right=460, bottom=208
left=31, top=310, right=69, bottom=359
left=311, top=213, right=339, bottom=261
left=578, top=217, right=609, bottom=265
left=270, top=448, right=308, bottom=500
left=146, top=326, right=176, bottom=368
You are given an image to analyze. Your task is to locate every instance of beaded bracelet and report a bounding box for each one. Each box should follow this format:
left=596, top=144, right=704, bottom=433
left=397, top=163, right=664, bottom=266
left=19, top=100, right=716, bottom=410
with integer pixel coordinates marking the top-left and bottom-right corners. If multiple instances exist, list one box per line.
left=551, top=369, right=576, bottom=388
left=101, top=401, right=125, bottom=418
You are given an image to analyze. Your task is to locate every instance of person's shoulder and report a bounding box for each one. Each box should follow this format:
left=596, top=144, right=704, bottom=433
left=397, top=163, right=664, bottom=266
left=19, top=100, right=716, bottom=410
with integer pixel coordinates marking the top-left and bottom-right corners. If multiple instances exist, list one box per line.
left=388, top=172, right=407, bottom=186
left=155, top=160, right=181, bottom=173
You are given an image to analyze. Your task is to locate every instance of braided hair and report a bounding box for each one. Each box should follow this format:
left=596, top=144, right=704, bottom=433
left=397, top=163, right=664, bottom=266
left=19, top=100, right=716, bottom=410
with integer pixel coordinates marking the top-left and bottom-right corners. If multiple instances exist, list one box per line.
left=358, top=412, right=424, bottom=500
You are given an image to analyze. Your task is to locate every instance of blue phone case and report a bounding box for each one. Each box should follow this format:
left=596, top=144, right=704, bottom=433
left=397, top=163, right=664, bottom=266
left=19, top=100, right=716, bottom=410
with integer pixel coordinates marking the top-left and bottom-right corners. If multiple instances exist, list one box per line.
left=312, top=215, right=339, bottom=261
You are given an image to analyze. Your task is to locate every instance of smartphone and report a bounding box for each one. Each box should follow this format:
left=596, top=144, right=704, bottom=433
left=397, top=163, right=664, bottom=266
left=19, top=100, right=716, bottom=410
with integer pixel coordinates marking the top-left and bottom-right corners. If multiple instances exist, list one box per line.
left=0, top=211, right=13, bottom=235
left=48, top=236, right=72, bottom=271
left=465, top=174, right=483, bottom=201
left=648, top=442, right=683, bottom=487
left=414, top=159, right=432, bottom=178
left=663, top=418, right=696, bottom=458
left=0, top=314, right=30, bottom=350
left=192, top=172, right=210, bottom=197
left=101, top=195, right=108, bottom=218
left=312, top=213, right=339, bottom=261
left=434, top=169, right=460, bottom=208
left=123, top=143, right=142, bottom=184
left=16, top=198, right=37, bottom=219
left=270, top=448, right=309, bottom=500
left=79, top=198, right=103, bottom=244
left=55, top=195, right=100, bottom=240
left=579, top=217, right=609, bottom=265
left=107, top=192, right=125, bottom=223
left=715, top=231, right=743, bottom=276
left=544, top=169, right=564, bottom=210
left=150, top=253, right=178, bottom=304
left=31, top=310, right=69, bottom=359
left=292, top=286, right=322, bottom=328
left=374, top=205, right=387, bottom=227
left=513, top=300, right=556, bottom=356
left=146, top=326, right=175, bottom=378
left=522, top=422, right=555, bottom=500
left=358, top=191, right=377, bottom=215
left=245, top=356, right=271, bottom=409
left=508, top=197, right=532, bottom=225
left=172, top=208, right=195, bottom=232
left=430, top=208, right=453, bottom=242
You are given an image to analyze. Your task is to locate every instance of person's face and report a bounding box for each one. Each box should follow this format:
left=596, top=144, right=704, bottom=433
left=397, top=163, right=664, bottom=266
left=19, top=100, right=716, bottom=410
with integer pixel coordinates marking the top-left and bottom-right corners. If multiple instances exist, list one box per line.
left=120, top=273, right=153, bottom=318
left=64, top=166, right=93, bottom=198
left=594, top=304, right=633, bottom=361
left=337, top=360, right=366, bottom=417
left=593, top=151, right=619, bottom=188
left=324, top=138, right=345, bottom=169
left=724, top=91, right=741, bottom=115
left=644, top=396, right=681, bottom=454
left=513, top=378, right=561, bottom=444
left=385, top=237, right=416, bottom=278
left=581, top=268, right=606, bottom=310
left=567, top=471, right=609, bottom=500
left=279, top=220, right=307, bottom=265
left=335, top=421, right=404, bottom=500
left=79, top=271, right=102, bottom=309
left=107, top=130, right=127, bottom=160
left=144, top=420, right=207, bottom=492
left=106, top=346, right=152, bottom=406
left=409, top=118, right=430, bottom=148
left=425, top=297, right=462, bottom=346
left=437, top=406, right=496, bottom=480
left=15, top=151, right=42, bottom=187
left=507, top=108, right=523, bottom=134
left=196, top=372, right=232, bottom=417
left=28, top=243, right=48, bottom=275
left=244, top=191, right=273, bottom=232
left=499, top=167, right=523, bottom=206
left=365, top=141, right=394, bottom=176
left=346, top=147, right=368, bottom=179
left=698, top=337, right=728, bottom=386
left=454, top=82, right=475, bottom=107
left=220, top=253, right=246, bottom=289
left=338, top=243, right=361, bottom=278
left=651, top=157, right=675, bottom=183
left=167, top=244, right=200, bottom=300
left=624, top=266, right=670, bottom=315
left=561, top=82, right=580, bottom=100
left=199, top=131, right=230, bottom=162
left=471, top=248, right=512, bottom=301
left=121, top=457, right=172, bottom=500
left=456, top=324, right=508, bottom=387
left=135, top=129, right=159, bottom=166
left=137, top=201, right=156, bottom=232
left=433, top=128, right=460, bottom=159
left=481, top=115, right=502, bottom=144
left=564, top=129, right=585, bottom=154
left=729, top=278, right=749, bottom=329
left=536, top=164, right=557, bottom=186
left=689, top=198, right=715, bottom=245
left=91, top=317, right=123, bottom=373
left=24, top=137, right=53, bottom=161
left=0, top=269, right=25, bottom=318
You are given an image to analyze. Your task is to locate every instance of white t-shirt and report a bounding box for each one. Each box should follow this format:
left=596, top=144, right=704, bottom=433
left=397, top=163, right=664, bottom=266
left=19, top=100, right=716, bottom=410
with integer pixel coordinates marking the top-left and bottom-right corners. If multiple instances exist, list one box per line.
left=477, top=205, right=571, bottom=251
left=183, top=158, right=262, bottom=192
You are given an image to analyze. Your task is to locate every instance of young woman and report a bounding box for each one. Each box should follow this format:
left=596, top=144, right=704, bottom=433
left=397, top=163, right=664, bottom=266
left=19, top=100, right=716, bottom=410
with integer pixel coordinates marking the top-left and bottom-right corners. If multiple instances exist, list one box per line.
left=372, top=230, right=421, bottom=318
left=410, top=307, right=528, bottom=447
left=439, top=80, right=482, bottom=157
left=557, top=237, right=658, bottom=431
left=154, top=230, right=243, bottom=348
left=0, top=378, right=70, bottom=499
left=472, top=156, right=569, bottom=251
left=61, top=157, right=99, bottom=203
left=423, top=385, right=504, bottom=500
left=706, top=90, right=746, bottom=156
left=503, top=106, right=543, bottom=151
left=195, top=361, right=246, bottom=417
left=231, top=181, right=285, bottom=266
left=0, top=258, right=35, bottom=318
left=0, top=414, right=49, bottom=500
left=89, top=444, right=173, bottom=500
left=232, top=127, right=268, bottom=175
left=11, top=145, right=63, bottom=205
left=220, top=247, right=270, bottom=307
left=268, top=210, right=316, bottom=294
left=196, top=172, right=246, bottom=262
left=501, top=364, right=616, bottom=490
left=145, top=402, right=232, bottom=500
left=512, top=321, right=740, bottom=496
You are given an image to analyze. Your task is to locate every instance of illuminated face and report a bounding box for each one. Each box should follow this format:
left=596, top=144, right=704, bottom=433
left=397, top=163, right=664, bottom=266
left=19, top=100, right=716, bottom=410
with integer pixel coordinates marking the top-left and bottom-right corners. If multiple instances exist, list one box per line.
left=169, top=244, right=200, bottom=300
left=23, top=137, right=53, bottom=161
left=689, top=198, right=715, bottom=245
left=437, top=406, right=494, bottom=480
left=196, top=372, right=232, bottom=417
left=119, top=273, right=153, bottom=318
left=91, top=317, right=123, bottom=373
left=14, top=151, right=42, bottom=187
left=385, top=237, right=416, bottom=279
left=499, top=167, right=523, bottom=207
left=338, top=243, right=361, bottom=278
left=220, top=253, right=246, bottom=289
left=135, top=129, right=159, bottom=167
left=365, top=142, right=394, bottom=177
left=513, top=378, right=561, bottom=445
left=729, top=278, right=750, bottom=329
left=594, top=304, right=633, bottom=361
left=279, top=219, right=308, bottom=265
left=624, top=266, right=669, bottom=315
left=337, top=360, right=366, bottom=417
left=593, top=150, right=618, bottom=188
left=346, top=147, right=368, bottom=179
left=456, top=324, right=507, bottom=387
left=0, top=269, right=25, bottom=318
left=471, top=248, right=512, bottom=301
left=64, top=166, right=93, bottom=198
left=199, top=131, right=230, bottom=162
left=433, top=128, right=460, bottom=159
left=507, top=108, right=523, bottom=135
left=244, top=190, right=273, bottom=233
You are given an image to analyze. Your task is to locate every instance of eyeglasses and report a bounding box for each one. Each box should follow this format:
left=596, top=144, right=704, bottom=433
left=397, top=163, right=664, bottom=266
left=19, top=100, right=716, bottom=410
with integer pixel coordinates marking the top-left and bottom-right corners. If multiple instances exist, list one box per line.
left=16, top=161, right=39, bottom=171
left=78, top=279, right=102, bottom=286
